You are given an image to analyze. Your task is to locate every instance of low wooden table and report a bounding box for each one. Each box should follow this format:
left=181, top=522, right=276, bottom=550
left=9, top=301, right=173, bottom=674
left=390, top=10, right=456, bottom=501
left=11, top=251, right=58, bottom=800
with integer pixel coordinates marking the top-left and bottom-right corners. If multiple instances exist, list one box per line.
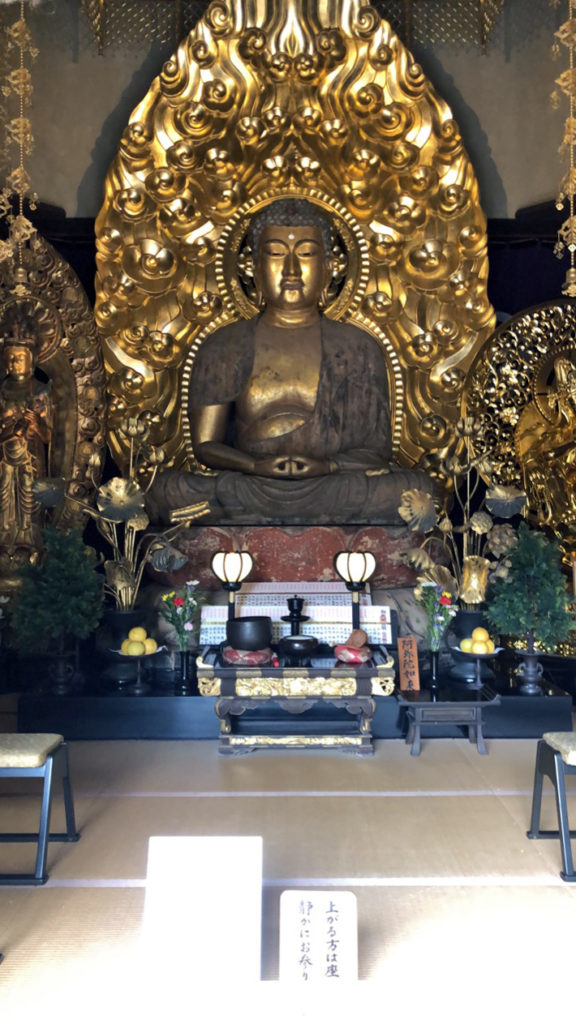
left=196, top=645, right=395, bottom=755
left=397, top=685, right=501, bottom=756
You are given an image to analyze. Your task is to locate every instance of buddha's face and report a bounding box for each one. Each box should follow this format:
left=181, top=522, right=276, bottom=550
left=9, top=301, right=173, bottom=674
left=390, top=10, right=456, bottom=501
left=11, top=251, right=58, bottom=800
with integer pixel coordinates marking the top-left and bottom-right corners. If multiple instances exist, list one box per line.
left=4, top=344, right=33, bottom=381
left=255, top=225, right=330, bottom=313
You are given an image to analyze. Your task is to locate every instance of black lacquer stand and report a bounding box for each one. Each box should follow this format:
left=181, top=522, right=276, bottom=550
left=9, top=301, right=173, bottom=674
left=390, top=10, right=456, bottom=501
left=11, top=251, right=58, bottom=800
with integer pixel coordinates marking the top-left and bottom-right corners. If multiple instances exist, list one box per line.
left=280, top=595, right=309, bottom=636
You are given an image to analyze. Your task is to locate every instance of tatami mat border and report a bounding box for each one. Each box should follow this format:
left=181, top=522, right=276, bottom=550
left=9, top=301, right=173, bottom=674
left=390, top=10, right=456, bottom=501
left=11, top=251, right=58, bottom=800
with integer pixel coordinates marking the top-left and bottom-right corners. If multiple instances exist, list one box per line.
left=38, top=874, right=570, bottom=889
left=75, top=788, right=535, bottom=798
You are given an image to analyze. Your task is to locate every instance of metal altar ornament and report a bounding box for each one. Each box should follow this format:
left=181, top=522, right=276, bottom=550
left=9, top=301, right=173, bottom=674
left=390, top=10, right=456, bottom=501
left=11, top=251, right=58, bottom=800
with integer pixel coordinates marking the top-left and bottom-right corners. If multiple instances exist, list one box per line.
left=96, top=0, right=495, bottom=492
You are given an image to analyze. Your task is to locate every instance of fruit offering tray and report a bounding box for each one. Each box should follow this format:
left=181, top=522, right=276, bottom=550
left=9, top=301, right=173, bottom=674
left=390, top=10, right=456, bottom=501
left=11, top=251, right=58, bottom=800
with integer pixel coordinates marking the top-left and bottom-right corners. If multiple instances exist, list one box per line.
left=113, top=625, right=162, bottom=658
left=455, top=625, right=498, bottom=656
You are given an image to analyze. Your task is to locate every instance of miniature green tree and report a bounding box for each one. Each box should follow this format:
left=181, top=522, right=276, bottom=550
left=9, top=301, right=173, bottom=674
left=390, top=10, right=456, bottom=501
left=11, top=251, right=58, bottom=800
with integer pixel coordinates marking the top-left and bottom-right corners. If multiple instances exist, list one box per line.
left=10, top=526, right=103, bottom=653
left=486, top=522, right=575, bottom=652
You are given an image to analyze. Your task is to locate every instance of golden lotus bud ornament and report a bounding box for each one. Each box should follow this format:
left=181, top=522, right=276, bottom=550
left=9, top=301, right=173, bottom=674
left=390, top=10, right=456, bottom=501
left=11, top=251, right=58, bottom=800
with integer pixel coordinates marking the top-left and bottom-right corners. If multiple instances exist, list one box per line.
left=459, top=556, right=491, bottom=606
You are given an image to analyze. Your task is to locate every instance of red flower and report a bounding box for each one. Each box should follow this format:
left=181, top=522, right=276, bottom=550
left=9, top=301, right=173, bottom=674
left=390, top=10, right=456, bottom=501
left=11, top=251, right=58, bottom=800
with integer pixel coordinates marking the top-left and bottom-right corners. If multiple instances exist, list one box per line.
left=440, top=595, right=451, bottom=606
left=173, top=597, right=185, bottom=607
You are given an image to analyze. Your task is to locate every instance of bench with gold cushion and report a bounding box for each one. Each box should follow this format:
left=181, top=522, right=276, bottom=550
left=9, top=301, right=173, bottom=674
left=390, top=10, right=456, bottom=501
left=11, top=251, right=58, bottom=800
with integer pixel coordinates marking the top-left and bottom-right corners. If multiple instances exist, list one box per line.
left=527, top=733, right=576, bottom=882
left=0, top=733, right=79, bottom=885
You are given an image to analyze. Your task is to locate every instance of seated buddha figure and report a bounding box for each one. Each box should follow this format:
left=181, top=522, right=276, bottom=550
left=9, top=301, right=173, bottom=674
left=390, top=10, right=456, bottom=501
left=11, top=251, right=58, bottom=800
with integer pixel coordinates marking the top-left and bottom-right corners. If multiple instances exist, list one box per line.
left=146, top=199, right=434, bottom=525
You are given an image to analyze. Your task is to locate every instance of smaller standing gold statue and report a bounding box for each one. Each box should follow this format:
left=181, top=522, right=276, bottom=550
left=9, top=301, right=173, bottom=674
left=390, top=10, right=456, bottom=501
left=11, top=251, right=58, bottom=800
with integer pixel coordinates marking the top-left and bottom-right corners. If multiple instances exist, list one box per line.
left=0, top=315, right=51, bottom=571
left=516, top=354, right=576, bottom=528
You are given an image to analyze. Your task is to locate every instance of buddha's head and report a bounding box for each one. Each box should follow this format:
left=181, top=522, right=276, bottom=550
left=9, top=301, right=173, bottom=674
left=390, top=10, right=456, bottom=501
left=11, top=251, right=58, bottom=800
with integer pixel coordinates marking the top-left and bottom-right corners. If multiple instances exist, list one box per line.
left=2, top=314, right=36, bottom=382
left=250, top=199, right=334, bottom=315
left=3, top=342, right=34, bottom=382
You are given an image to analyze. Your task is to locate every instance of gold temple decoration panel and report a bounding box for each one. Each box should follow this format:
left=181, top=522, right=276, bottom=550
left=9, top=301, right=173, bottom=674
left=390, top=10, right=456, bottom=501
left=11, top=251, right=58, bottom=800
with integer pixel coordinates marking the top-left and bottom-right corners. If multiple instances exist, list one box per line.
left=463, top=299, right=576, bottom=532
left=81, top=0, right=209, bottom=52
left=233, top=676, right=358, bottom=697
left=226, top=734, right=364, bottom=747
left=81, top=0, right=506, bottom=53
left=95, top=0, right=495, bottom=481
left=376, top=1, right=505, bottom=50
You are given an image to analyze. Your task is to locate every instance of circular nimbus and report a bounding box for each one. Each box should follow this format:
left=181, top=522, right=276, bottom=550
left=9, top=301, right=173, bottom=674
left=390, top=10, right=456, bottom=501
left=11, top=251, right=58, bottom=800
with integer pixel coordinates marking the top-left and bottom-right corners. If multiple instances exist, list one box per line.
left=214, top=188, right=371, bottom=323
left=0, top=293, right=63, bottom=364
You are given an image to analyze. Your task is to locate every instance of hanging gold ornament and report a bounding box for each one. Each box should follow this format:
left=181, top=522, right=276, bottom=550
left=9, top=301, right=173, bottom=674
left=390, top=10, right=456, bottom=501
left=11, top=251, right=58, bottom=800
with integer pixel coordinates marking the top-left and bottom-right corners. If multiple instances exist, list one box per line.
left=551, top=0, right=576, bottom=295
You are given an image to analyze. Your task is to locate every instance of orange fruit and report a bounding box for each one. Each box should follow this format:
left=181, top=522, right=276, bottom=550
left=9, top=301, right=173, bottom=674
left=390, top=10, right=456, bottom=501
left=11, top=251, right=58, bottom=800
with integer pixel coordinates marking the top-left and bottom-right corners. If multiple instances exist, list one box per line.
left=471, top=640, right=490, bottom=654
left=125, top=640, right=145, bottom=656
left=460, top=638, right=473, bottom=653
left=471, top=627, right=489, bottom=643
left=128, top=626, right=147, bottom=642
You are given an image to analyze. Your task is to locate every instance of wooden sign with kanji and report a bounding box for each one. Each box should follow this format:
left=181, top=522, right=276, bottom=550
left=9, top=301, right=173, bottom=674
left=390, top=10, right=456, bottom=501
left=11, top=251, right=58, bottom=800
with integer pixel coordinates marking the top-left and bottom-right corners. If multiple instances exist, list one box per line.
left=398, top=636, right=420, bottom=691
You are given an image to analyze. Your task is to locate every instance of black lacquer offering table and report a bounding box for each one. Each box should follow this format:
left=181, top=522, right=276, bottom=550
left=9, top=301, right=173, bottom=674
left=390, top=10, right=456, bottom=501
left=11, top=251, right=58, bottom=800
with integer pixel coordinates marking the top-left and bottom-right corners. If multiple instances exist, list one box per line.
left=397, top=683, right=501, bottom=756
left=196, top=644, right=395, bottom=755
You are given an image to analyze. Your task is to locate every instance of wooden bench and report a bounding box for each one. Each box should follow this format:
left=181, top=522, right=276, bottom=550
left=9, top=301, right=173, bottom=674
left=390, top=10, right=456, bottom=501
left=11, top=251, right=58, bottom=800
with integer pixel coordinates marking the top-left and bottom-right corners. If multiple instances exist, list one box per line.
left=527, top=733, right=576, bottom=882
left=0, top=733, right=79, bottom=885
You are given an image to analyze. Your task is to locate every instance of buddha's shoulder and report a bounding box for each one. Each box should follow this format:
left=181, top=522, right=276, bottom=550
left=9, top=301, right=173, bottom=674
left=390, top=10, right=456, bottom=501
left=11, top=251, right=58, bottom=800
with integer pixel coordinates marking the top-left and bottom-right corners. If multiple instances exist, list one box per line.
left=203, top=319, right=253, bottom=343
left=323, top=317, right=382, bottom=352
left=197, top=319, right=254, bottom=359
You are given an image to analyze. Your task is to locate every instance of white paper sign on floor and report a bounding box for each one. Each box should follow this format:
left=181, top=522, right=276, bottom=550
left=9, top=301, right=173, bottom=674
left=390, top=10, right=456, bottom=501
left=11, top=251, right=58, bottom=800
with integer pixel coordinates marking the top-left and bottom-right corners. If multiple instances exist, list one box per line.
left=142, top=836, right=263, bottom=982
left=279, top=890, right=358, bottom=982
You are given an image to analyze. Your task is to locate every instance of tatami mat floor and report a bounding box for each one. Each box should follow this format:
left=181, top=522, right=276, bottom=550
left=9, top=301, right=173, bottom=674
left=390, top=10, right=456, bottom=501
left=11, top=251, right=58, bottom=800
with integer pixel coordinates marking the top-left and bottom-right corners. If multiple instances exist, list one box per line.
left=1, top=735, right=576, bottom=1019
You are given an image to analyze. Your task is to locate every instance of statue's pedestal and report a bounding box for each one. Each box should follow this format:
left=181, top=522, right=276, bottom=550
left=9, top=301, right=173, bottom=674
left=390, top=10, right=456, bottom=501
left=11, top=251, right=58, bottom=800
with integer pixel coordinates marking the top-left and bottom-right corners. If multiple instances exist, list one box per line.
left=153, top=524, right=417, bottom=591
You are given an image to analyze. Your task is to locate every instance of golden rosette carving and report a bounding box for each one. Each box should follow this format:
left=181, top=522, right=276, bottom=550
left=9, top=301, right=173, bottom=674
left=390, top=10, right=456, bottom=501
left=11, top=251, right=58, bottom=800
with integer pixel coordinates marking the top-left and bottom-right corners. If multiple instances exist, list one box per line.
left=95, top=0, right=495, bottom=479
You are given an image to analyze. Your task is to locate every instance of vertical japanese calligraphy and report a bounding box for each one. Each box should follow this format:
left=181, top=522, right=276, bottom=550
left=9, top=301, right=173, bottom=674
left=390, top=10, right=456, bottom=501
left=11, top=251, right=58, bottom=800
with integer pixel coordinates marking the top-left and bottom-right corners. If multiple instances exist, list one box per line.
left=398, top=636, right=421, bottom=691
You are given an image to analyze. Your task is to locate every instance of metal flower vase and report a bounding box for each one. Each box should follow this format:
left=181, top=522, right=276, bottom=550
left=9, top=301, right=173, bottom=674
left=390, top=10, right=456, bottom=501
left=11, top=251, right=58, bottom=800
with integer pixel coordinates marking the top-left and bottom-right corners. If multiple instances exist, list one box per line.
left=516, top=650, right=544, bottom=696
left=175, top=649, right=193, bottom=695
left=429, top=649, right=440, bottom=701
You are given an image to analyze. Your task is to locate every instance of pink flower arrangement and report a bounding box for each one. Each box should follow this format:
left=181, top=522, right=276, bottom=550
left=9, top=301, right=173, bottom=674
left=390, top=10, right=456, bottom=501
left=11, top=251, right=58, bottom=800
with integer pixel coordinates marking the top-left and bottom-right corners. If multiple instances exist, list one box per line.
left=159, top=582, right=199, bottom=651
left=417, top=582, right=458, bottom=651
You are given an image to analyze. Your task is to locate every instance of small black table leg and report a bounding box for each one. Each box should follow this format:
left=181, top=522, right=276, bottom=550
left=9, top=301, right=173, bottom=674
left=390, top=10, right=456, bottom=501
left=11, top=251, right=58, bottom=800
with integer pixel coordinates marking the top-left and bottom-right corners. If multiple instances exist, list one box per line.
left=475, top=717, right=487, bottom=755
left=527, top=739, right=546, bottom=837
left=410, top=718, right=422, bottom=756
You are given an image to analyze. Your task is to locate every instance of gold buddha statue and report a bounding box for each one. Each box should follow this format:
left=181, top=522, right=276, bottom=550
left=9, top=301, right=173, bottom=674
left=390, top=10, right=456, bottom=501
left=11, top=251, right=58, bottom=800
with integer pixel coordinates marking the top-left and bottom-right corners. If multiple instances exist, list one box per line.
left=146, top=199, right=434, bottom=525
left=0, top=317, right=52, bottom=559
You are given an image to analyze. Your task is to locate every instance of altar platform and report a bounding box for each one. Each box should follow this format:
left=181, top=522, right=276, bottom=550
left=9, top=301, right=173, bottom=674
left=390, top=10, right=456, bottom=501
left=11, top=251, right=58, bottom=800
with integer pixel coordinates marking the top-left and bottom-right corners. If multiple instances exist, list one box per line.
left=4, top=629, right=573, bottom=742
left=14, top=683, right=573, bottom=742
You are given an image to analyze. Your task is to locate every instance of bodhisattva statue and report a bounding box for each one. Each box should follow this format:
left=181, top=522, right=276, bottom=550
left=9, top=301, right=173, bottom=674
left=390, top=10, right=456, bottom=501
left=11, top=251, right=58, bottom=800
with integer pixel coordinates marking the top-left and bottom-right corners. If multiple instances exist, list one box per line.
left=146, top=200, right=435, bottom=525
left=516, top=355, right=576, bottom=526
left=0, top=321, right=51, bottom=557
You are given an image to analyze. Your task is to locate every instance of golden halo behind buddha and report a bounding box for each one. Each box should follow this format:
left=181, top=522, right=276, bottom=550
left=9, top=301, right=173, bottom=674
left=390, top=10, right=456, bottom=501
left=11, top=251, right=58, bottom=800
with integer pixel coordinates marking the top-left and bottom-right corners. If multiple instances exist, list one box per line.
left=95, top=0, right=495, bottom=481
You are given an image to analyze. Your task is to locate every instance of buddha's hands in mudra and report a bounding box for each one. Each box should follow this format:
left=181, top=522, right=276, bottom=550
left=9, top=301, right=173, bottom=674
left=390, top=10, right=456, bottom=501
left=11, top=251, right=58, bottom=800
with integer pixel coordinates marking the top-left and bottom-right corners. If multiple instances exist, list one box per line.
left=253, top=455, right=329, bottom=478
